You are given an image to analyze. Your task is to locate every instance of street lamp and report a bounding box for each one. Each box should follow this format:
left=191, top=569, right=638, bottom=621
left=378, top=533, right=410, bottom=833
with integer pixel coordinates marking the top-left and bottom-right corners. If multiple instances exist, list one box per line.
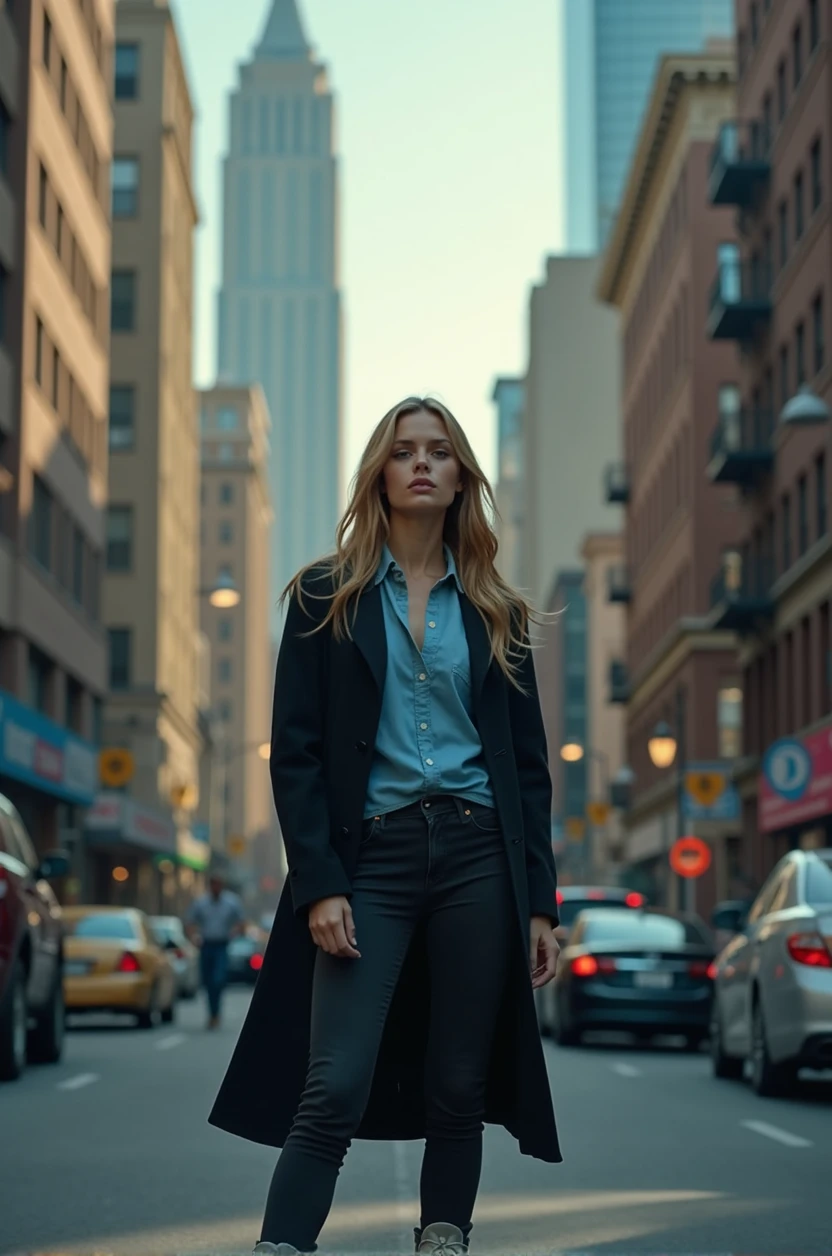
left=647, top=720, right=677, bottom=770
left=200, top=572, right=241, bottom=609
left=559, top=742, right=611, bottom=878
left=647, top=690, right=689, bottom=911
left=779, top=383, right=830, bottom=427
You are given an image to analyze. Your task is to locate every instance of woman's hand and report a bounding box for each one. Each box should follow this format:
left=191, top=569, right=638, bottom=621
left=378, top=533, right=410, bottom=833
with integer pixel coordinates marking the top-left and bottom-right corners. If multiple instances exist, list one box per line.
left=308, top=896, right=361, bottom=959
left=530, top=915, right=559, bottom=989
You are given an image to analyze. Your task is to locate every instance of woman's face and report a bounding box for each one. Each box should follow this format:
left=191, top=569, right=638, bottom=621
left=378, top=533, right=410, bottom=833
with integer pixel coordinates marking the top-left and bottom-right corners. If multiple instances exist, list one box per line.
left=381, top=409, right=463, bottom=517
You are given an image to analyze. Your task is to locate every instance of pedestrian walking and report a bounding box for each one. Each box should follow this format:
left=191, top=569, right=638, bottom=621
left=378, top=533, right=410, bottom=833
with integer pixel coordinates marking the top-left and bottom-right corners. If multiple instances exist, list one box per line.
left=209, top=396, right=563, bottom=1255
left=186, top=872, right=245, bottom=1029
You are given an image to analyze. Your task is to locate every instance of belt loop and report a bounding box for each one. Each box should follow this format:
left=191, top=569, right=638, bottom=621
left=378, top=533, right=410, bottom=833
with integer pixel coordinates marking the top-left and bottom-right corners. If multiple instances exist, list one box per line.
left=452, top=795, right=468, bottom=823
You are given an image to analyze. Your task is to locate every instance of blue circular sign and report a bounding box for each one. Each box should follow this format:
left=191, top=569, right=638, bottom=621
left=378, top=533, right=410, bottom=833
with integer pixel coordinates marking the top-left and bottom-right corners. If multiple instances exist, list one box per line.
left=762, top=738, right=812, bottom=801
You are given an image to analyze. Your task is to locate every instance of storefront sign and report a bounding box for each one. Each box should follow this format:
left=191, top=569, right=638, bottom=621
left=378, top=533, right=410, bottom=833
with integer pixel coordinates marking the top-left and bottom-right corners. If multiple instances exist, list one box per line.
left=759, top=725, right=832, bottom=833
left=85, top=791, right=176, bottom=854
left=0, top=689, right=97, bottom=805
left=176, top=828, right=210, bottom=871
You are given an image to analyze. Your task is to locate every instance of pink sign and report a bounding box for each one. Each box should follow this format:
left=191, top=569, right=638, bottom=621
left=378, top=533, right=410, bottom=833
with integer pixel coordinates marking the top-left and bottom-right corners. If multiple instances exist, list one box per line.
left=758, top=723, right=832, bottom=833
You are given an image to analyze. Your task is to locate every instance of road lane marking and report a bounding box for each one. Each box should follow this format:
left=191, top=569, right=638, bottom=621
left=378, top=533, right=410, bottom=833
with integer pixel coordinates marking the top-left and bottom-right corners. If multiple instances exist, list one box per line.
left=155, top=1033, right=186, bottom=1051
left=611, top=1062, right=641, bottom=1077
left=742, top=1119, right=813, bottom=1147
left=57, top=1072, right=99, bottom=1091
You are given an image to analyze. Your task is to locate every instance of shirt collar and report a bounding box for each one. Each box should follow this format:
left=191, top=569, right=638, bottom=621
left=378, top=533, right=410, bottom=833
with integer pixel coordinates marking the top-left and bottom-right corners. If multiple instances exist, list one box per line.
left=373, top=544, right=464, bottom=593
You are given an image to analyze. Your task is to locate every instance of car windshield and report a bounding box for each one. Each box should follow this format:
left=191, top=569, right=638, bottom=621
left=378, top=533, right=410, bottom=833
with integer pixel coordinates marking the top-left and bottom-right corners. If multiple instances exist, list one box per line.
left=559, top=897, right=629, bottom=928
left=805, top=856, right=832, bottom=907
left=67, top=914, right=138, bottom=940
left=229, top=937, right=255, bottom=954
left=151, top=918, right=182, bottom=941
left=581, top=911, right=711, bottom=948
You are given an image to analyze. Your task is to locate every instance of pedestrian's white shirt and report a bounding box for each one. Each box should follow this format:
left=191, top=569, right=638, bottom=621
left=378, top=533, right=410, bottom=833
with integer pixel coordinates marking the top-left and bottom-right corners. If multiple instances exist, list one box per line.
left=187, top=890, right=244, bottom=942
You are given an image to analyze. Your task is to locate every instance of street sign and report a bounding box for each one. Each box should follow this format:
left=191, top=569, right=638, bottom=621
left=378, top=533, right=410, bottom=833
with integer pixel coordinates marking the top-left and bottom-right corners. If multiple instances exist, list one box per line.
left=586, top=801, right=611, bottom=826
left=99, top=747, right=134, bottom=788
left=685, top=770, right=726, bottom=808
left=227, top=833, right=247, bottom=857
left=565, top=817, right=585, bottom=842
left=669, top=835, right=712, bottom=879
left=682, top=761, right=740, bottom=821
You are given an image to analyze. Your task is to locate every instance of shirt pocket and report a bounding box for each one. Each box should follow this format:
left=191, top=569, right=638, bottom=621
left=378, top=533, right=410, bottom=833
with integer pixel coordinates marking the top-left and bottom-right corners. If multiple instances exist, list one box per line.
left=452, top=662, right=472, bottom=694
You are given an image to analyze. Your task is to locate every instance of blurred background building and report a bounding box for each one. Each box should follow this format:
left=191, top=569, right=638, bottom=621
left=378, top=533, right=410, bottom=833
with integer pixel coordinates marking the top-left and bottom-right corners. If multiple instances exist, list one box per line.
left=216, top=0, right=342, bottom=633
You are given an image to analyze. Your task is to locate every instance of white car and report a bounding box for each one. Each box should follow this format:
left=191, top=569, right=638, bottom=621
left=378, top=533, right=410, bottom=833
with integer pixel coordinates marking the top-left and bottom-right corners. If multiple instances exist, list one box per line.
left=709, top=848, right=832, bottom=1095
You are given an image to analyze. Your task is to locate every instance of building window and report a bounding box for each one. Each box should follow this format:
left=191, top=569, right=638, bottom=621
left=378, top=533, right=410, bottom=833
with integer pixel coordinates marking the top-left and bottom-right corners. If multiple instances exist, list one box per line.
left=43, top=11, right=52, bottom=71
left=108, top=628, right=131, bottom=690
left=809, top=0, right=820, bottom=52
left=219, top=520, right=233, bottom=545
left=749, top=2, right=759, bottom=44
left=779, top=343, right=790, bottom=407
left=114, top=44, right=139, bottom=100
left=38, top=162, right=48, bottom=228
left=109, top=385, right=136, bottom=451
left=811, top=137, right=822, bottom=211
left=219, top=442, right=234, bottom=461
left=794, top=171, right=805, bottom=240
left=106, top=505, right=133, bottom=571
left=216, top=406, right=238, bottom=431
left=219, top=481, right=233, bottom=505
left=798, top=474, right=809, bottom=556
left=66, top=674, right=84, bottom=734
left=59, top=57, right=68, bottom=111
left=813, top=293, right=825, bottom=373
left=777, top=58, right=787, bottom=120
left=72, top=526, right=84, bottom=604
left=717, top=685, right=743, bottom=759
left=218, top=617, right=233, bottom=643
left=0, top=99, right=10, bottom=178
left=110, top=270, right=136, bottom=331
left=51, top=344, right=60, bottom=411
left=28, top=645, right=52, bottom=715
left=782, top=492, right=792, bottom=570
left=218, top=699, right=232, bottom=723
left=796, top=320, right=806, bottom=386
left=30, top=474, right=53, bottom=571
left=111, top=157, right=139, bottom=217
left=821, top=602, right=831, bottom=715
left=218, top=657, right=232, bottom=684
left=817, top=453, right=828, bottom=538
left=778, top=199, right=788, bottom=267
left=0, top=264, right=6, bottom=346
left=793, top=23, right=803, bottom=87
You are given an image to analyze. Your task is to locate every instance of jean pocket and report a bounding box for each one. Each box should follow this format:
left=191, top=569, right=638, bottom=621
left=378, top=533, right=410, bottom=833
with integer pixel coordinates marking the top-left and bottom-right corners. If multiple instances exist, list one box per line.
left=361, top=815, right=382, bottom=846
left=462, top=803, right=501, bottom=833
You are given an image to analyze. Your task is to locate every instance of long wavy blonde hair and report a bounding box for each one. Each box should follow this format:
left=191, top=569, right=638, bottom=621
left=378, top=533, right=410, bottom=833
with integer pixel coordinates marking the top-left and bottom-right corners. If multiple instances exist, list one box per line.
left=282, top=396, right=535, bottom=682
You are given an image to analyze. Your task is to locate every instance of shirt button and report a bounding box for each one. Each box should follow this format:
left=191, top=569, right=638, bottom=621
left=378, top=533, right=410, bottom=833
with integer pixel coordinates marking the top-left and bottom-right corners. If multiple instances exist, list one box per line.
left=426, top=758, right=434, bottom=766
left=428, top=621, right=436, bottom=629
left=419, top=673, right=427, bottom=681
left=420, top=722, right=428, bottom=730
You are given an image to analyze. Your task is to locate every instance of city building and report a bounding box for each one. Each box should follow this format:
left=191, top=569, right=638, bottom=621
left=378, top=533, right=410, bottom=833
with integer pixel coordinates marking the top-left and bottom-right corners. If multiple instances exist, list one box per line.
left=520, top=254, right=621, bottom=611
left=0, top=0, right=113, bottom=871
left=559, top=0, right=735, bottom=251
left=705, top=0, right=832, bottom=881
left=198, top=383, right=276, bottom=901
left=217, top=0, right=342, bottom=631
left=88, top=0, right=207, bottom=912
left=492, top=376, right=525, bottom=587
left=598, top=51, right=746, bottom=912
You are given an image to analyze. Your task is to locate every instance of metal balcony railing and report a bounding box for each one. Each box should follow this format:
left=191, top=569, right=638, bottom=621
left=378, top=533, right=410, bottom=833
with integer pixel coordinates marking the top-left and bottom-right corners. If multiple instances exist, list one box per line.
left=707, top=259, right=772, bottom=341
left=604, top=462, right=630, bottom=505
left=707, top=405, right=775, bottom=485
left=708, top=120, right=771, bottom=207
left=709, top=552, right=775, bottom=633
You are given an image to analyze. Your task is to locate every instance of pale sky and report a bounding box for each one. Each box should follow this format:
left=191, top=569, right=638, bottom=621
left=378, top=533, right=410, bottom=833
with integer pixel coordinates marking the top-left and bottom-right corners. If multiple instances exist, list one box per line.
left=171, top=0, right=565, bottom=488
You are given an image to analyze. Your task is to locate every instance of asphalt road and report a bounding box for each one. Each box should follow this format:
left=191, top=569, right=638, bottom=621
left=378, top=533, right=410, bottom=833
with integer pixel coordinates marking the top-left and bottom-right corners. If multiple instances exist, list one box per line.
left=1, top=987, right=830, bottom=1256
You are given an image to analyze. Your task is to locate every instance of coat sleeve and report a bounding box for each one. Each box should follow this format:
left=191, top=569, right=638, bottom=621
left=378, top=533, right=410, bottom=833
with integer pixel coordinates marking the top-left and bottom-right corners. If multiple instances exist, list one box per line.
left=271, top=574, right=353, bottom=917
left=507, top=636, right=560, bottom=927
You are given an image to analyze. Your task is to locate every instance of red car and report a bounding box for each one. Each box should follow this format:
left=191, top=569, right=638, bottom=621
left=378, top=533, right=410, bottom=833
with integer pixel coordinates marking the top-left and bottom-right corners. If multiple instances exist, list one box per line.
left=0, top=793, right=69, bottom=1080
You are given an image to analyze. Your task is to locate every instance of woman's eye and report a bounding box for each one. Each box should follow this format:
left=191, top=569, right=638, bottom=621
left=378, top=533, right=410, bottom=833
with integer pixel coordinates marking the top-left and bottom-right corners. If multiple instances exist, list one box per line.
left=433, top=449, right=449, bottom=458
left=392, top=450, right=410, bottom=459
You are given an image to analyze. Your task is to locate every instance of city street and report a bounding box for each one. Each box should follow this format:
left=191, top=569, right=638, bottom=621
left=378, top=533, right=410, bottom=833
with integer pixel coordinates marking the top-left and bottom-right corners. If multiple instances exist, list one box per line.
left=1, top=990, right=830, bottom=1256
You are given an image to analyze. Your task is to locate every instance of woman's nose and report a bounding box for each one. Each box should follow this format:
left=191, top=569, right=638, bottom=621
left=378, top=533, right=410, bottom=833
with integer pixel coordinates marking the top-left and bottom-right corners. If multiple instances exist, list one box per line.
left=413, top=453, right=430, bottom=472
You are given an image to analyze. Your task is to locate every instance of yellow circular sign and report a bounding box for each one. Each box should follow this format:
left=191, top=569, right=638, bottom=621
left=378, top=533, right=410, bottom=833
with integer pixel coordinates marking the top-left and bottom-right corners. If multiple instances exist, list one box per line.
left=227, top=833, right=247, bottom=857
left=586, top=801, right=611, bottom=826
left=99, top=747, right=134, bottom=788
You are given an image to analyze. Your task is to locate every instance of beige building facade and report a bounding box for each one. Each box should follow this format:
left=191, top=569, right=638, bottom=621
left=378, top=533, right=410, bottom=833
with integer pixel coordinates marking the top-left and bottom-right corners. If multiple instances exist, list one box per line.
left=198, top=384, right=275, bottom=888
left=90, top=0, right=206, bottom=911
left=520, top=255, right=622, bottom=610
left=0, top=0, right=112, bottom=865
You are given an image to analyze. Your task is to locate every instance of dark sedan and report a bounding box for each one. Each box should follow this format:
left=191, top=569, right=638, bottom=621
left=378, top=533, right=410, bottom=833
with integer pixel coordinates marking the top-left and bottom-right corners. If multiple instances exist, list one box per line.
left=550, top=907, right=716, bottom=1050
left=226, top=933, right=266, bottom=985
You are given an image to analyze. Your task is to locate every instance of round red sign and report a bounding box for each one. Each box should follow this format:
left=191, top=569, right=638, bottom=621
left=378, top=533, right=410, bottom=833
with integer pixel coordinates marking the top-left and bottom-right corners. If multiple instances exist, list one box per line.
left=669, top=835, right=712, bottom=879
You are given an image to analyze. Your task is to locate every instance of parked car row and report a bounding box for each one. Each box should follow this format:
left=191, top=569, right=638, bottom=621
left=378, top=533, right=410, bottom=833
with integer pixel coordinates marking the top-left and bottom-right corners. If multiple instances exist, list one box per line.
left=540, top=851, right=832, bottom=1100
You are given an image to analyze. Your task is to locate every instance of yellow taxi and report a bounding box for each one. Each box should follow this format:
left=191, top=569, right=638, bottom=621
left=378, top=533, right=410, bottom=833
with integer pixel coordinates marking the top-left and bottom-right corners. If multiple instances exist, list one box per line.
left=62, top=907, right=177, bottom=1028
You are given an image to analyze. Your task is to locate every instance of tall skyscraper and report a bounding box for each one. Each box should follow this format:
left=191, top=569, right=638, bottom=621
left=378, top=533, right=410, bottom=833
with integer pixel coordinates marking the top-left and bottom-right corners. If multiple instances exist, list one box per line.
left=217, top=0, right=342, bottom=626
left=560, top=0, right=734, bottom=251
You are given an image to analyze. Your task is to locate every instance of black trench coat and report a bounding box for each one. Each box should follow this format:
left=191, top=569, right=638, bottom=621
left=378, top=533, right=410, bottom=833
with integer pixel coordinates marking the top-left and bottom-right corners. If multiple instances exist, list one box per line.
left=208, top=567, right=563, bottom=1164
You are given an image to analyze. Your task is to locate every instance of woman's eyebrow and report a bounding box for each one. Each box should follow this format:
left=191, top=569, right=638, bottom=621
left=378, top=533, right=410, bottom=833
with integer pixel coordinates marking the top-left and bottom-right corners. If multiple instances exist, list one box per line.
left=392, top=438, right=452, bottom=447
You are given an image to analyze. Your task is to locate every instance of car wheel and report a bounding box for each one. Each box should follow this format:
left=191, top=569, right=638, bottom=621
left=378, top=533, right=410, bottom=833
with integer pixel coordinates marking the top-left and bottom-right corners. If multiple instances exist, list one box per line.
left=27, top=969, right=65, bottom=1065
left=683, top=1033, right=706, bottom=1053
left=136, top=987, right=160, bottom=1030
left=710, top=1007, right=743, bottom=1080
left=0, top=960, right=28, bottom=1081
left=161, top=999, right=176, bottom=1025
left=750, top=999, right=797, bottom=1097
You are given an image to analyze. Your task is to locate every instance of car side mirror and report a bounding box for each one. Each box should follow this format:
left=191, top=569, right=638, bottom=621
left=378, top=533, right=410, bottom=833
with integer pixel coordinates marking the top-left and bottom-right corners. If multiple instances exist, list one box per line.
left=37, top=850, right=71, bottom=880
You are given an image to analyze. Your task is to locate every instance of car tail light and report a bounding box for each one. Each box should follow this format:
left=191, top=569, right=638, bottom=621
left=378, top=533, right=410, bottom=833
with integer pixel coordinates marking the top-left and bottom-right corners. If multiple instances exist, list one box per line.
left=571, top=955, right=599, bottom=977
left=706, top=961, right=717, bottom=980
left=249, top=952, right=264, bottom=971
left=117, top=951, right=142, bottom=973
left=786, top=932, right=832, bottom=968
left=687, top=960, right=712, bottom=978
left=625, top=891, right=645, bottom=908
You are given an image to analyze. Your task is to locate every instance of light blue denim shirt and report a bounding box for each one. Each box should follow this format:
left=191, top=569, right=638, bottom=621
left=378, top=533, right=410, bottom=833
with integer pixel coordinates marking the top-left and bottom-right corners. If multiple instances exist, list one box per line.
left=364, top=545, right=495, bottom=818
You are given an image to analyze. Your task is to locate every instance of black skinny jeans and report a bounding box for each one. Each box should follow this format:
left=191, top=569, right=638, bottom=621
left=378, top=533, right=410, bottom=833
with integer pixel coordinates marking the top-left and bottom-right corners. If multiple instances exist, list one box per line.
left=261, top=794, right=515, bottom=1252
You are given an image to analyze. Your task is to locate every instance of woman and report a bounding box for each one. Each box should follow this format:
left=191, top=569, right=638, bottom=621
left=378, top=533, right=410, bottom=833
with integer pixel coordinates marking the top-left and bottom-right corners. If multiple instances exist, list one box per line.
left=209, top=397, right=563, bottom=1256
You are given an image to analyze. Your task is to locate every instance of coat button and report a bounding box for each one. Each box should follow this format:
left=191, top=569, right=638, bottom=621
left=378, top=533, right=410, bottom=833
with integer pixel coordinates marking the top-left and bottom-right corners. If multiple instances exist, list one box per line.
left=356, top=740, right=368, bottom=752
left=512, top=837, right=522, bottom=845
left=339, top=826, right=350, bottom=838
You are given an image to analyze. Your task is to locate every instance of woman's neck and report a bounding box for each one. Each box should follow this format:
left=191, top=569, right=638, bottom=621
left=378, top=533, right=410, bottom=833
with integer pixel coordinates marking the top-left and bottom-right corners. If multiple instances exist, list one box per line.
left=386, top=516, right=447, bottom=579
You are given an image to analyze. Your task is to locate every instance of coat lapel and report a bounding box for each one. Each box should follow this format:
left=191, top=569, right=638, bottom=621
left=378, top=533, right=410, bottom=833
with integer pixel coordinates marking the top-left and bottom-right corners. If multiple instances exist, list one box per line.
left=351, top=583, right=388, bottom=694
left=459, top=592, right=492, bottom=704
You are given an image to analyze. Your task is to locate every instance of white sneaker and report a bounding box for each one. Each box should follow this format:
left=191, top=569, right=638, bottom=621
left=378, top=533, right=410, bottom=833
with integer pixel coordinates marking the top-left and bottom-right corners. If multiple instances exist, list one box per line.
left=417, top=1221, right=468, bottom=1254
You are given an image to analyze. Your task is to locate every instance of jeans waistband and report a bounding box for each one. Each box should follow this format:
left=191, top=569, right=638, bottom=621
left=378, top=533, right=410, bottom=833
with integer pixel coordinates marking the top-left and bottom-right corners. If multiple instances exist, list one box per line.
left=386, top=795, right=491, bottom=822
